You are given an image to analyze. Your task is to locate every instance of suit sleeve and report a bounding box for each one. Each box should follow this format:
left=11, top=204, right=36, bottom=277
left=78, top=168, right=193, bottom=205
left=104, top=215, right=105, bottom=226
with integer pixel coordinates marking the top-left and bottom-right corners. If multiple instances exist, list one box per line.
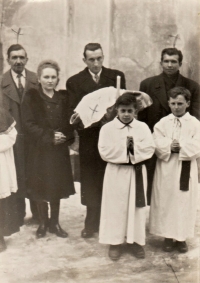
left=190, top=82, right=200, bottom=120
left=120, top=72, right=126, bottom=90
left=59, top=91, right=75, bottom=145
left=66, top=78, right=79, bottom=119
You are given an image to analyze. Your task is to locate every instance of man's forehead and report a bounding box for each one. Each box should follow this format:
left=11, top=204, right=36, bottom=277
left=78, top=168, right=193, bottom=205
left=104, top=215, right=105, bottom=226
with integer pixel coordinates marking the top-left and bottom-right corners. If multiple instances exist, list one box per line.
left=85, top=48, right=103, bottom=59
left=162, top=54, right=179, bottom=61
left=10, top=49, right=27, bottom=57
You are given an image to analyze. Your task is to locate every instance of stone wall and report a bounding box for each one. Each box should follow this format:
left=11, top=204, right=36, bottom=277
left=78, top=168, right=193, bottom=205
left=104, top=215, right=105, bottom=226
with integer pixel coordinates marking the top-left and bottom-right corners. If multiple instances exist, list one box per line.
left=0, top=0, right=199, bottom=89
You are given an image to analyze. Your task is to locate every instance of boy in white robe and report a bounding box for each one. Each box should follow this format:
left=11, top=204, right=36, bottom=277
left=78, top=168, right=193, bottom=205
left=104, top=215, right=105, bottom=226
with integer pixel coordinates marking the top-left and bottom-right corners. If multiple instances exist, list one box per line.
left=0, top=108, right=19, bottom=252
left=98, top=92, right=155, bottom=260
left=149, top=87, right=200, bottom=253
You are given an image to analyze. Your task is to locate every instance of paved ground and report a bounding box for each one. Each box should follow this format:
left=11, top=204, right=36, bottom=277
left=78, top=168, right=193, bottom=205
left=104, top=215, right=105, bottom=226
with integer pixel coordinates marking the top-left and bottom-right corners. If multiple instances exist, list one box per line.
left=0, top=183, right=199, bottom=283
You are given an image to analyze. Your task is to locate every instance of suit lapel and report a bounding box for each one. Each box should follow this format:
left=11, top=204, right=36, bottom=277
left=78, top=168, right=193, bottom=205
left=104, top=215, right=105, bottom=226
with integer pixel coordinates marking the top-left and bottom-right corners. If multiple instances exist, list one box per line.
left=175, top=73, right=185, bottom=87
left=2, top=70, right=21, bottom=104
left=23, top=69, right=38, bottom=102
left=79, top=68, right=98, bottom=93
left=99, top=66, right=115, bottom=86
left=153, top=74, right=170, bottom=112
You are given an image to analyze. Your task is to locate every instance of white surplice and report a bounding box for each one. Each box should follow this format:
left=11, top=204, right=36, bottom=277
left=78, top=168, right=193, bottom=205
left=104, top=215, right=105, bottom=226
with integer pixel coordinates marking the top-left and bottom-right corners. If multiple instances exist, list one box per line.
left=98, top=117, right=155, bottom=245
left=0, top=126, right=18, bottom=199
left=149, top=113, right=200, bottom=241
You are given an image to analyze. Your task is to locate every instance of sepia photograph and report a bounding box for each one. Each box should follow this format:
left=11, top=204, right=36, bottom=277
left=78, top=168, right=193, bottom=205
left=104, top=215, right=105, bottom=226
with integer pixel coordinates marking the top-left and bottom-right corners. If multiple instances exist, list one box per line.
left=0, top=0, right=199, bottom=282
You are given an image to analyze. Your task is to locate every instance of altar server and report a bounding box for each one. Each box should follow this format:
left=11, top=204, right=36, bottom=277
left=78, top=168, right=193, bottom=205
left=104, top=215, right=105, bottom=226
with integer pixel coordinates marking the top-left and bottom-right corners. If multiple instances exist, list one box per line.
left=149, top=87, right=200, bottom=253
left=98, top=92, right=155, bottom=260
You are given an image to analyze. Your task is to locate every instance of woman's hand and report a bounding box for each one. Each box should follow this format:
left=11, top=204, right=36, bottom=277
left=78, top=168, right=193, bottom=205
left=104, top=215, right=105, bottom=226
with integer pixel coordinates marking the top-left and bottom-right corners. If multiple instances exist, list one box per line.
left=54, top=131, right=66, bottom=145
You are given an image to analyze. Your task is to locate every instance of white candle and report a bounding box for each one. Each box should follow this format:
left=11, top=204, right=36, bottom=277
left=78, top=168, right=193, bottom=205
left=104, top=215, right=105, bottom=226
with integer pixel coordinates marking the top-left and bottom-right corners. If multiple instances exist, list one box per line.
left=116, top=75, right=121, bottom=98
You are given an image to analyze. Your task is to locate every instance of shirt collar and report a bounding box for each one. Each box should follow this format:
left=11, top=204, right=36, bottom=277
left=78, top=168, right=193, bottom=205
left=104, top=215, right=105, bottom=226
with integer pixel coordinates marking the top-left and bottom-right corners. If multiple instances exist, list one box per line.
left=89, top=68, right=102, bottom=79
left=11, top=69, right=26, bottom=79
left=168, top=112, right=191, bottom=121
left=114, top=117, right=135, bottom=129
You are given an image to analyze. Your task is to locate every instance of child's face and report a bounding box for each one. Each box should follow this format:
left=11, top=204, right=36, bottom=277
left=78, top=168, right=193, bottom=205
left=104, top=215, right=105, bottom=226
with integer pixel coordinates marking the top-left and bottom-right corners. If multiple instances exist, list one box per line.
left=168, top=95, right=190, bottom=117
left=116, top=104, right=135, bottom=124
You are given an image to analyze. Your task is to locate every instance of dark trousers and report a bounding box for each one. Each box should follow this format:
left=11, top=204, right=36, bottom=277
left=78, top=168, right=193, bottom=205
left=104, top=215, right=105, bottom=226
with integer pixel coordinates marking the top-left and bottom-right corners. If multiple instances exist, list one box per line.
left=16, top=197, right=26, bottom=225
left=16, top=198, right=39, bottom=225
left=85, top=206, right=101, bottom=232
left=30, top=200, right=39, bottom=219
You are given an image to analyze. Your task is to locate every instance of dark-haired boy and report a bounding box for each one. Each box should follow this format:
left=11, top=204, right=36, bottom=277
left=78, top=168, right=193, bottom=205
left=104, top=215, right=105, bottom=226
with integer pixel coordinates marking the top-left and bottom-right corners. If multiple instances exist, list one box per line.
left=149, top=87, right=200, bottom=253
left=98, top=92, right=155, bottom=260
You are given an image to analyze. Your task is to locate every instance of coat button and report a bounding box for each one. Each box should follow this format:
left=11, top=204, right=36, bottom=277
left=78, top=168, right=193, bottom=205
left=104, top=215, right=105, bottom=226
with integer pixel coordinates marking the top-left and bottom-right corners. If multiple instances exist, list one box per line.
left=47, top=105, right=50, bottom=109
left=56, top=105, right=59, bottom=108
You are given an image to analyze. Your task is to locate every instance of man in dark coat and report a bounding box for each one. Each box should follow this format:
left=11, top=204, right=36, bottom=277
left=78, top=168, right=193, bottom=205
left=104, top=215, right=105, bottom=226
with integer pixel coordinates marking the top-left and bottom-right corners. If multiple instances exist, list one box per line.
left=138, top=47, right=200, bottom=204
left=0, top=44, right=39, bottom=225
left=67, top=43, right=126, bottom=238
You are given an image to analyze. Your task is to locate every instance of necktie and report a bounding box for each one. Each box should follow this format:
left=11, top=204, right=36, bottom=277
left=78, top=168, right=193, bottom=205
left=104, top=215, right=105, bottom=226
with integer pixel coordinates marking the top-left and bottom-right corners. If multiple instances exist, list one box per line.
left=172, top=118, right=181, bottom=140
left=94, top=74, right=99, bottom=84
left=17, top=73, right=24, bottom=101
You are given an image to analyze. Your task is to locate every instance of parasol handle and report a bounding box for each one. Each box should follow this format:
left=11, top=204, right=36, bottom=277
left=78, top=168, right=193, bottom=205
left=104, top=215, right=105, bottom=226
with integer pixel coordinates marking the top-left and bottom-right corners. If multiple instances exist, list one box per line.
left=116, top=75, right=121, bottom=99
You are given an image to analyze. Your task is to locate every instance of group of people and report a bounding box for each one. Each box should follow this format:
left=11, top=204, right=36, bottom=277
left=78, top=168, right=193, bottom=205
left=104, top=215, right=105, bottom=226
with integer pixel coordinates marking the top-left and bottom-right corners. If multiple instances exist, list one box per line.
left=0, top=43, right=199, bottom=262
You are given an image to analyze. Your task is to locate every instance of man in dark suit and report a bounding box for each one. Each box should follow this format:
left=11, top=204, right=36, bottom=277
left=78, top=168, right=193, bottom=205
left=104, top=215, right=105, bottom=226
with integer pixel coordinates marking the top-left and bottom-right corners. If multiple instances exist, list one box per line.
left=138, top=47, right=200, bottom=204
left=67, top=43, right=126, bottom=238
left=0, top=44, right=39, bottom=225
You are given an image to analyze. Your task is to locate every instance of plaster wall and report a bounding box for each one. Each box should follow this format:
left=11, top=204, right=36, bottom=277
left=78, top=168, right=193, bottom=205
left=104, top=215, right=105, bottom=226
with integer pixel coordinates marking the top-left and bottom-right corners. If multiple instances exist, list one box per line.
left=0, top=0, right=199, bottom=89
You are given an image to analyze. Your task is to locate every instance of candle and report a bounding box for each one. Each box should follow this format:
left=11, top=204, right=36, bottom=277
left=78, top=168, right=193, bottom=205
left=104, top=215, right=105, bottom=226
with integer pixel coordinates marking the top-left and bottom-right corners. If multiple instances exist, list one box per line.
left=116, top=75, right=121, bottom=99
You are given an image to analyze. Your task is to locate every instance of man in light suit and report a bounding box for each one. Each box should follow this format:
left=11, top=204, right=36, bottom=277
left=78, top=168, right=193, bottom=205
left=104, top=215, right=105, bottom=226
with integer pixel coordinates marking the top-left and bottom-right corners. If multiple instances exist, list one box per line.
left=0, top=44, right=39, bottom=225
left=67, top=43, right=126, bottom=238
left=138, top=47, right=200, bottom=204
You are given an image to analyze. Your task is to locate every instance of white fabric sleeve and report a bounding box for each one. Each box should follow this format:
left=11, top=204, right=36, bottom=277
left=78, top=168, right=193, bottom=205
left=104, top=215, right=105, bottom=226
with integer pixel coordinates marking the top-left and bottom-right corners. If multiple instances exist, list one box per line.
left=98, top=126, right=128, bottom=163
left=0, top=127, right=17, bottom=153
left=130, top=124, right=155, bottom=164
left=153, top=121, right=172, bottom=162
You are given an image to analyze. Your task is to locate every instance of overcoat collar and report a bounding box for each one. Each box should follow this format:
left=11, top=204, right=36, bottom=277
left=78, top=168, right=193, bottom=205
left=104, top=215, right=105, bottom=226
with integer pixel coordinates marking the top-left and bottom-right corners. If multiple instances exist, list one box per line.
left=38, top=85, right=60, bottom=104
left=79, top=66, right=114, bottom=93
left=153, top=72, right=186, bottom=113
left=2, top=69, right=38, bottom=104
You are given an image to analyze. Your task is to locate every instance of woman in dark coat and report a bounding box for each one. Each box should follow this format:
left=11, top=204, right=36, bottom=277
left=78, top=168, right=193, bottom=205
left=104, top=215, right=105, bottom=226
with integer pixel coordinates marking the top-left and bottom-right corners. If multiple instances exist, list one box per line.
left=23, top=60, right=75, bottom=238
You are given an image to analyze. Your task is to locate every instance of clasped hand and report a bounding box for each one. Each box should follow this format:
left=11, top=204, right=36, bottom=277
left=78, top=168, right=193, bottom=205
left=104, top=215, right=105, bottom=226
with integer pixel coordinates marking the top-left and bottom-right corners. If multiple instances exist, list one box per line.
left=171, top=139, right=181, bottom=153
left=127, top=136, right=134, bottom=154
left=54, top=131, right=66, bottom=145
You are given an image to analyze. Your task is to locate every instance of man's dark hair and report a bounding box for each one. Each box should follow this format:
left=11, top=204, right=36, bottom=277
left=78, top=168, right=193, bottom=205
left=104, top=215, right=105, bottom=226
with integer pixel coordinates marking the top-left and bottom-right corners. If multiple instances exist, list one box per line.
left=83, top=43, right=103, bottom=58
left=116, top=92, right=137, bottom=109
left=161, top=48, right=183, bottom=63
left=7, top=44, right=27, bottom=58
left=168, top=87, right=191, bottom=102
